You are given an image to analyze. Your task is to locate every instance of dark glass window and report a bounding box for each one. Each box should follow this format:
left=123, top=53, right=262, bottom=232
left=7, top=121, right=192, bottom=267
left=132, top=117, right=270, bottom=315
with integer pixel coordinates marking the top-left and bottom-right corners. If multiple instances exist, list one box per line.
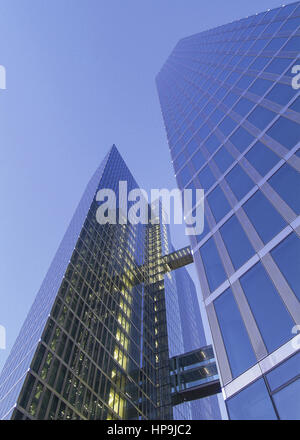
left=205, top=133, right=221, bottom=155
left=229, top=127, right=255, bottom=152
left=240, top=262, right=294, bottom=353
left=266, top=352, right=300, bottom=391
left=226, top=164, right=254, bottom=201
left=263, top=37, right=287, bottom=52
left=249, top=78, right=273, bottom=96
left=214, top=288, right=257, bottom=378
left=233, top=98, right=255, bottom=116
left=186, top=136, right=199, bottom=156
left=227, top=378, right=277, bottom=420
left=218, top=117, right=237, bottom=136
left=191, top=149, right=205, bottom=170
left=290, top=96, right=300, bottom=113
left=266, top=83, right=297, bottom=106
left=268, top=163, right=300, bottom=214
left=245, top=141, right=279, bottom=176
left=220, top=215, right=255, bottom=270
left=273, top=379, right=300, bottom=420
left=267, top=117, right=300, bottom=150
left=213, top=146, right=234, bottom=173
left=271, top=232, right=300, bottom=301
left=199, top=238, right=227, bottom=292
left=247, top=106, right=276, bottom=130
left=264, top=57, right=292, bottom=74
left=243, top=191, right=287, bottom=243
left=207, top=186, right=231, bottom=223
left=178, top=165, right=191, bottom=188
left=198, top=165, right=215, bottom=191
left=284, top=36, right=300, bottom=51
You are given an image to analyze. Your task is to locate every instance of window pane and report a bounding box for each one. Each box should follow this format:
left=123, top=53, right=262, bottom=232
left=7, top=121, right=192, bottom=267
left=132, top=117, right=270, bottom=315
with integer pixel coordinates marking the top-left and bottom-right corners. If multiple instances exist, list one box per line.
left=213, top=146, right=234, bottom=173
left=264, top=57, right=292, bottom=74
left=240, top=262, right=294, bottom=353
left=204, top=133, right=221, bottom=155
left=268, top=164, right=300, bottom=214
left=220, top=215, right=255, bottom=270
left=247, top=106, right=276, bottom=130
left=266, top=83, right=297, bottom=106
left=266, top=352, right=300, bottom=391
left=226, top=164, right=254, bottom=201
left=249, top=78, right=273, bottom=96
left=243, top=190, right=287, bottom=243
left=233, top=98, right=255, bottom=117
left=199, top=237, right=227, bottom=291
left=271, top=232, right=300, bottom=301
left=207, top=186, right=231, bottom=223
left=227, top=378, right=277, bottom=420
left=198, top=165, right=215, bottom=191
left=191, top=149, right=205, bottom=170
left=273, top=379, right=300, bottom=420
left=178, top=165, right=191, bottom=188
left=229, top=127, right=255, bottom=152
left=267, top=117, right=300, bottom=150
left=214, top=288, right=257, bottom=378
left=245, top=141, right=279, bottom=176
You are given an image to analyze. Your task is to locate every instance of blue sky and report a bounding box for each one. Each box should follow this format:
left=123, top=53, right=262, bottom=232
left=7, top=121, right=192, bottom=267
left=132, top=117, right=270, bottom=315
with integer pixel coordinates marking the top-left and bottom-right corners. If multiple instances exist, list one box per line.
left=0, top=0, right=287, bottom=372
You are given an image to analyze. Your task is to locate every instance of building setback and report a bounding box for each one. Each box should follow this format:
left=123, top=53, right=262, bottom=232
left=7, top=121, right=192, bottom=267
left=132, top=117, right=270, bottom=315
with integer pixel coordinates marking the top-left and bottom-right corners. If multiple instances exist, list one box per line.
left=156, top=2, right=300, bottom=420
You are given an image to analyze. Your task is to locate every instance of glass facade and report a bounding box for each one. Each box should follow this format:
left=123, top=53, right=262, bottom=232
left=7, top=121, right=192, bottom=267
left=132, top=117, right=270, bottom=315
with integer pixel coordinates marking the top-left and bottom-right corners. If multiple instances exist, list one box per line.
left=0, top=145, right=220, bottom=420
left=157, top=2, right=300, bottom=419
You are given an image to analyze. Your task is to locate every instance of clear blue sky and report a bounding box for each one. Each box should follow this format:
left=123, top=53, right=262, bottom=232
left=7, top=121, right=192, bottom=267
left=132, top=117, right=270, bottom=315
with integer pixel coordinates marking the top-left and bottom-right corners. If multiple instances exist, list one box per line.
left=0, top=0, right=287, bottom=372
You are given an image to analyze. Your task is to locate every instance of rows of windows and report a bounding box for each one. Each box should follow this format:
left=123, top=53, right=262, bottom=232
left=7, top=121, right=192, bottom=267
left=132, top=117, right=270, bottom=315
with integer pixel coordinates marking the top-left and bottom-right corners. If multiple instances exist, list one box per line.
left=212, top=232, right=299, bottom=379
left=227, top=351, right=300, bottom=419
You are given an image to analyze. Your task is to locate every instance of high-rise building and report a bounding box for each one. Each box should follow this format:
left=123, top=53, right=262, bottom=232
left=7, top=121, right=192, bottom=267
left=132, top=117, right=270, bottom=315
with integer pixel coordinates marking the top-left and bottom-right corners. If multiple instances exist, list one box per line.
left=0, top=145, right=220, bottom=420
left=157, top=2, right=300, bottom=420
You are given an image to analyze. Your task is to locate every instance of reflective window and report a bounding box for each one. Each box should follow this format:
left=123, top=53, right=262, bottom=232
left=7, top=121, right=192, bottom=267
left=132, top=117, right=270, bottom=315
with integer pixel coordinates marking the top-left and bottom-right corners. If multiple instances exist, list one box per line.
left=218, top=116, right=237, bottom=136
left=226, top=164, right=254, bottom=201
left=271, top=232, right=300, bottom=301
left=273, top=379, right=300, bottom=420
left=198, top=165, right=215, bottom=191
left=247, top=106, right=276, bottom=130
left=199, top=237, right=227, bottom=291
left=186, top=136, right=199, bottom=156
left=178, top=165, right=191, bottom=188
left=290, top=96, right=300, bottom=113
left=207, top=186, right=231, bottom=223
left=263, top=37, right=287, bottom=52
left=264, top=57, right=292, bottom=74
left=245, top=141, right=279, bottom=176
left=249, top=78, right=273, bottom=96
left=267, top=117, right=300, bottom=150
left=233, top=98, right=255, bottom=116
left=220, top=215, right=255, bottom=270
left=284, top=36, right=300, bottom=51
left=240, top=262, right=294, bottom=353
left=266, top=352, right=300, bottom=391
left=213, top=146, right=234, bottom=173
left=214, top=288, right=257, bottom=378
left=236, top=75, right=255, bottom=90
left=204, top=133, right=221, bottom=155
left=229, top=127, right=255, bottom=152
left=266, top=83, right=297, bottom=106
left=243, top=191, right=287, bottom=243
left=268, top=164, right=300, bottom=214
left=191, top=149, right=205, bottom=170
left=227, top=378, right=277, bottom=420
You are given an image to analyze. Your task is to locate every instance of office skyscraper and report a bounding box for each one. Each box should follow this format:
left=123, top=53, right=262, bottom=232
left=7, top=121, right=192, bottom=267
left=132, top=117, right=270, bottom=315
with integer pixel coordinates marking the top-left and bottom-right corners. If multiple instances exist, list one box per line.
left=157, top=2, right=300, bottom=419
left=0, top=145, right=220, bottom=420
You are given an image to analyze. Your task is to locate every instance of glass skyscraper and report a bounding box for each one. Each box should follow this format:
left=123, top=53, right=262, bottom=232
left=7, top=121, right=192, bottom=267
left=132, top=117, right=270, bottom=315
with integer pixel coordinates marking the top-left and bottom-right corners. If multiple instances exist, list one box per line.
left=0, top=145, right=220, bottom=420
left=157, top=2, right=300, bottom=420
